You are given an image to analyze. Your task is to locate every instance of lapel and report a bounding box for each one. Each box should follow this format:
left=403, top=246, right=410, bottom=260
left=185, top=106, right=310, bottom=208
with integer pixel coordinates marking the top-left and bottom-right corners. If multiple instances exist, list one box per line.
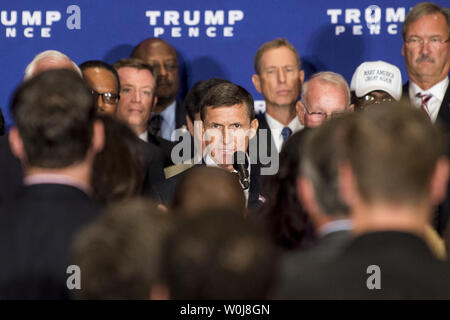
left=255, top=113, right=277, bottom=166
left=175, top=100, right=188, bottom=130
left=436, top=83, right=450, bottom=133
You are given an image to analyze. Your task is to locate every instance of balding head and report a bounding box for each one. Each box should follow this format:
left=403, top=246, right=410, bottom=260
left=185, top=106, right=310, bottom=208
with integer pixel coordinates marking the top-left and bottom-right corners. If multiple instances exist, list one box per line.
left=131, top=38, right=179, bottom=110
left=24, top=50, right=82, bottom=80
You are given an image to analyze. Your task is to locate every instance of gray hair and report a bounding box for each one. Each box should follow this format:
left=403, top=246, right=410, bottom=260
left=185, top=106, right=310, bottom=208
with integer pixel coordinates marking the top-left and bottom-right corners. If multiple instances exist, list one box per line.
left=24, top=50, right=82, bottom=80
left=301, top=71, right=351, bottom=108
left=402, top=2, right=450, bottom=41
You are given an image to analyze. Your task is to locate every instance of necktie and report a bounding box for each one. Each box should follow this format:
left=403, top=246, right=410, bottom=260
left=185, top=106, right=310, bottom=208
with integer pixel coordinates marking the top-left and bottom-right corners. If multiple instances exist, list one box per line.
left=281, top=127, right=292, bottom=144
left=149, top=114, right=162, bottom=136
left=416, top=93, right=432, bottom=120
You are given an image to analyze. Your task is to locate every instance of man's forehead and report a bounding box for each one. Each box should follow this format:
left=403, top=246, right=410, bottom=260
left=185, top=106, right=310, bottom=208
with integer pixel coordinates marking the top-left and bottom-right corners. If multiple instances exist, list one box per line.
left=204, top=104, right=250, bottom=120
left=261, top=47, right=296, bottom=64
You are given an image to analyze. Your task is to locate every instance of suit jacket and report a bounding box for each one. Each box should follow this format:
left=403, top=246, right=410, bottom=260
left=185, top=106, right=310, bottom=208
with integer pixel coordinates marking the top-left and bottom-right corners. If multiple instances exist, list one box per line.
left=255, top=113, right=277, bottom=167
left=147, top=130, right=177, bottom=168
left=175, top=99, right=188, bottom=130
left=403, top=81, right=450, bottom=235
left=280, top=230, right=352, bottom=298
left=0, top=135, right=23, bottom=206
left=282, top=231, right=450, bottom=299
left=0, top=184, right=99, bottom=299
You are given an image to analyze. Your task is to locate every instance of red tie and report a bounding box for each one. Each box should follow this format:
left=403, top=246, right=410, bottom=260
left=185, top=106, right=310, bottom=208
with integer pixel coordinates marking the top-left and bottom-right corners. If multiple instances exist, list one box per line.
left=416, top=93, right=432, bottom=120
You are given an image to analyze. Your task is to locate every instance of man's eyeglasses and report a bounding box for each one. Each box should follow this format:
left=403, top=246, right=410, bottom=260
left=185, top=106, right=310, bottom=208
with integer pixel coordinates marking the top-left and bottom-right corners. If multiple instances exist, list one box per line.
left=405, top=36, right=449, bottom=49
left=303, top=103, right=347, bottom=122
left=90, top=90, right=120, bottom=104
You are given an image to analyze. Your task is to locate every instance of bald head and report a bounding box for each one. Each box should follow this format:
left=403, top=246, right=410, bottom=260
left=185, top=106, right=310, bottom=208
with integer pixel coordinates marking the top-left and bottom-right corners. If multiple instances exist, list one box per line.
left=24, top=50, right=82, bottom=80
left=131, top=38, right=179, bottom=110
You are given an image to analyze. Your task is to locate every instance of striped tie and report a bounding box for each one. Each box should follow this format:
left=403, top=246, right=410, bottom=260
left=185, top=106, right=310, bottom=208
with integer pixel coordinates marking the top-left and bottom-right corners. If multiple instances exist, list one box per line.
left=416, top=92, right=432, bottom=120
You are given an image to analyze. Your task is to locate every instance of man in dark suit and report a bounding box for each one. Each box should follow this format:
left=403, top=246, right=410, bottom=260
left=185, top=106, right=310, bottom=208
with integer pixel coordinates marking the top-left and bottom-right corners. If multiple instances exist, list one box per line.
left=113, top=58, right=175, bottom=168
left=252, top=38, right=304, bottom=159
left=131, top=38, right=187, bottom=141
left=282, top=103, right=450, bottom=299
left=0, top=70, right=104, bottom=299
left=0, top=50, right=83, bottom=207
left=199, top=82, right=261, bottom=210
left=280, top=116, right=352, bottom=298
left=401, top=2, right=450, bottom=234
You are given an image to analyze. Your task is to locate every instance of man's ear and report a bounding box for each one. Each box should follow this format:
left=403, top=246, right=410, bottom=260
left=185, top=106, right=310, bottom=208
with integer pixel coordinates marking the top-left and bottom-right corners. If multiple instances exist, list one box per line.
left=249, top=118, right=259, bottom=139
left=8, top=127, right=26, bottom=162
left=401, top=43, right=405, bottom=57
left=429, top=157, right=450, bottom=205
left=152, top=95, right=158, bottom=112
left=186, top=115, right=194, bottom=136
left=252, top=74, right=262, bottom=93
left=299, top=69, right=305, bottom=85
left=296, top=101, right=305, bottom=126
left=91, top=120, right=105, bottom=154
left=297, top=176, right=320, bottom=218
left=338, top=162, right=359, bottom=208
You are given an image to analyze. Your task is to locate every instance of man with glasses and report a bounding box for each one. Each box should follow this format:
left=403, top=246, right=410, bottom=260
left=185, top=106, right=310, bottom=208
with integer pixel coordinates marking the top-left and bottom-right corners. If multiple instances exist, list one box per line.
left=402, top=2, right=450, bottom=236
left=131, top=38, right=187, bottom=142
left=80, top=60, right=120, bottom=115
left=402, top=2, right=450, bottom=125
left=297, top=71, right=353, bottom=128
left=350, top=60, right=403, bottom=110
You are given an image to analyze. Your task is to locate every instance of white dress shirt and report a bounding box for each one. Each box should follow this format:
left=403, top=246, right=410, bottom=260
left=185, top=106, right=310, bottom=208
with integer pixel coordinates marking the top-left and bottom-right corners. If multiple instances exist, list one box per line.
left=265, top=113, right=303, bottom=152
left=138, top=130, right=148, bottom=142
left=409, top=77, right=449, bottom=123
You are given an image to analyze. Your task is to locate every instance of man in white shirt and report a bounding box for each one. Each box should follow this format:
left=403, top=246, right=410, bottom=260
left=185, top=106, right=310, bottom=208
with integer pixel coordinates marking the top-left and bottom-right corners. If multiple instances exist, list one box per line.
left=252, top=38, right=304, bottom=154
left=401, top=2, right=450, bottom=235
left=402, top=2, right=450, bottom=125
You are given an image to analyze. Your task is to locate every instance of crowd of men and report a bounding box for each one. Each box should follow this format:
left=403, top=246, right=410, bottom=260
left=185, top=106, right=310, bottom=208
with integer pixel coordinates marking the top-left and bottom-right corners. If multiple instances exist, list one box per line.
left=0, top=1, right=449, bottom=299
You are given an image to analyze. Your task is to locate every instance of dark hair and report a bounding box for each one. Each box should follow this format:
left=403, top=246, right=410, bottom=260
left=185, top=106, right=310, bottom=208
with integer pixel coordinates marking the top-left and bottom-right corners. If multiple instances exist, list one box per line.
left=172, top=166, right=246, bottom=217
left=200, top=82, right=255, bottom=121
left=183, top=78, right=231, bottom=121
left=161, top=209, right=278, bottom=299
left=301, top=118, right=350, bottom=216
left=259, top=130, right=315, bottom=250
left=80, top=60, right=121, bottom=90
left=91, top=114, right=147, bottom=204
left=72, top=198, right=173, bottom=299
left=11, top=69, right=96, bottom=168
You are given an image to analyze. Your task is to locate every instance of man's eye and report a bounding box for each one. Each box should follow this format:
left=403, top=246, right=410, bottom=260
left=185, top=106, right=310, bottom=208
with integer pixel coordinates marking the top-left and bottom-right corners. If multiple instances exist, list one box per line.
left=233, top=124, right=241, bottom=128
left=212, top=124, right=220, bottom=128
left=121, top=87, right=131, bottom=93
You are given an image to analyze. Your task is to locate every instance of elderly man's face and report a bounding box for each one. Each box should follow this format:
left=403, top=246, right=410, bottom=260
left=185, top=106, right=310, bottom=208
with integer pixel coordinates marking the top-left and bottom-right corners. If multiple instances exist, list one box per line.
left=298, top=79, right=350, bottom=128
left=402, top=13, right=450, bottom=87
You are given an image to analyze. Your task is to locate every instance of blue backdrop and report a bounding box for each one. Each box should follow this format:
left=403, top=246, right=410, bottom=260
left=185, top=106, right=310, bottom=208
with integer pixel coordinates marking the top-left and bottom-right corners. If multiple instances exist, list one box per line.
left=1, top=0, right=448, bottom=130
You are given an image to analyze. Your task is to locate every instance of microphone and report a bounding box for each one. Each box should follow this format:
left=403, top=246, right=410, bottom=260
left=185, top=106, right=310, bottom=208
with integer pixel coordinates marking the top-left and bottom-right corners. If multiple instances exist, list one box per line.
left=232, top=151, right=250, bottom=190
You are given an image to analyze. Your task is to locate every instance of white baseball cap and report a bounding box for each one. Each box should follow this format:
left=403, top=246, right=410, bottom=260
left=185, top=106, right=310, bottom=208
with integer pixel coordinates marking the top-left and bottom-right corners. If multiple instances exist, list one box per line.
left=350, top=61, right=402, bottom=101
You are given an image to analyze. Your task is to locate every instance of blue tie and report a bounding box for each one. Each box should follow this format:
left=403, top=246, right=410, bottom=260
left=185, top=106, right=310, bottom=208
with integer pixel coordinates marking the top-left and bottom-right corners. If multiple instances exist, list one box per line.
left=281, top=127, right=292, bottom=143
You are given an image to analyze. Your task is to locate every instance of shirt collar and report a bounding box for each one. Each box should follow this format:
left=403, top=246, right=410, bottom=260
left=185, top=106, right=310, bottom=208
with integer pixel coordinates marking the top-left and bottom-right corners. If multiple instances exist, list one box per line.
left=138, top=130, right=148, bottom=142
left=318, top=219, right=353, bottom=238
left=24, top=173, right=91, bottom=195
left=265, top=112, right=303, bottom=133
left=409, top=77, right=449, bottom=103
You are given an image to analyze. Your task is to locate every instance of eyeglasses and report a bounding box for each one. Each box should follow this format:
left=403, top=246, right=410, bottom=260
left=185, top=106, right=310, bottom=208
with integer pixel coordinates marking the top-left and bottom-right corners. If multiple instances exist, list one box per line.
left=358, top=93, right=393, bottom=105
left=303, top=103, right=347, bottom=122
left=90, top=90, right=120, bottom=104
left=405, top=36, right=449, bottom=49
